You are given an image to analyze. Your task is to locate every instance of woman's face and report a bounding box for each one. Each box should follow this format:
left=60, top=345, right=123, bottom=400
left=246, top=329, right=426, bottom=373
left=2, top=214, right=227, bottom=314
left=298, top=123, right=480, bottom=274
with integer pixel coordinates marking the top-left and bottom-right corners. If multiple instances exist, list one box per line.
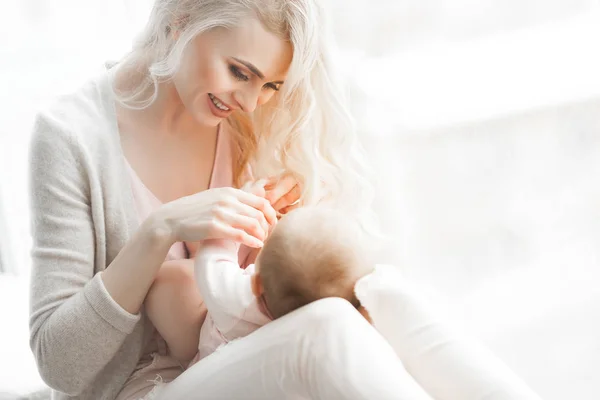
left=173, top=17, right=293, bottom=127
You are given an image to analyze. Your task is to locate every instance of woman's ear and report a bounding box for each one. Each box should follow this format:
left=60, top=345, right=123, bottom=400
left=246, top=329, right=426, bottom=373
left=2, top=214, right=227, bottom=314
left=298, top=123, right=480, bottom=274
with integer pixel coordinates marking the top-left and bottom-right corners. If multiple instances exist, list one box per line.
left=251, top=272, right=264, bottom=297
left=168, top=15, right=189, bottom=40
left=168, top=25, right=181, bottom=40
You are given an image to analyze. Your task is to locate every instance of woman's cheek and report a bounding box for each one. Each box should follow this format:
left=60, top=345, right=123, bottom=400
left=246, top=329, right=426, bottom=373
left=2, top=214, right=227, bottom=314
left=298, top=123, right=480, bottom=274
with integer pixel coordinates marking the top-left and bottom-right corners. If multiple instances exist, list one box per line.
left=258, top=91, right=275, bottom=106
left=203, top=62, right=235, bottom=95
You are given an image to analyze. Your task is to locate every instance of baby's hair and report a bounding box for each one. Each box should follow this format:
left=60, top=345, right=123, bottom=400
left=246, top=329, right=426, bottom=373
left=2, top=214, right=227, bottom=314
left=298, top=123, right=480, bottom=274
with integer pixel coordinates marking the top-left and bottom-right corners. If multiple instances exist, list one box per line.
left=256, top=207, right=371, bottom=319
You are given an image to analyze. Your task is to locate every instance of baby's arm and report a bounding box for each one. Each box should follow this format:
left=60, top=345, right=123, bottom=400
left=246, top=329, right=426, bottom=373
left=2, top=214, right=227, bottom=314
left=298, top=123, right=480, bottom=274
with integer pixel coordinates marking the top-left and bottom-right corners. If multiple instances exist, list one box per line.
left=194, top=239, right=257, bottom=332
left=145, top=259, right=205, bottom=363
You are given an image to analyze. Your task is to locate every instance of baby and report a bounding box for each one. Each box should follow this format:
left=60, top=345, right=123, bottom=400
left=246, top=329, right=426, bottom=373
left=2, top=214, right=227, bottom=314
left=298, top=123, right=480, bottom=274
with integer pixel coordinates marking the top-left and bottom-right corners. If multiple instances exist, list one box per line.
left=145, top=202, right=374, bottom=367
left=189, top=205, right=374, bottom=364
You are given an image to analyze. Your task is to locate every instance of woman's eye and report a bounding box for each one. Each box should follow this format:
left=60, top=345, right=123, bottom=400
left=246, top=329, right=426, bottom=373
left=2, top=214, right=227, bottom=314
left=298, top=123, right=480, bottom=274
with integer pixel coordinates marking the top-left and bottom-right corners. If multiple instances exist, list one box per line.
left=264, top=83, right=281, bottom=91
left=229, top=65, right=249, bottom=82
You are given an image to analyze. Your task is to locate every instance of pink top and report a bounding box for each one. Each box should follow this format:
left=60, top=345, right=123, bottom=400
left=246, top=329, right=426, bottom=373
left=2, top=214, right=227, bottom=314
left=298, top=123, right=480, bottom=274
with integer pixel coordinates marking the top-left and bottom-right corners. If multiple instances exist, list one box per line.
left=124, top=122, right=260, bottom=370
left=124, top=122, right=254, bottom=265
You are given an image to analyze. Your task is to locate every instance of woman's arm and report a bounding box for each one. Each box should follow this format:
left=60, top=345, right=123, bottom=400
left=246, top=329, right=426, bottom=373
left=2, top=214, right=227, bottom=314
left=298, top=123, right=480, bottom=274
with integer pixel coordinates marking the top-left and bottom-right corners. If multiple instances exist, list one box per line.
left=101, top=215, right=173, bottom=314
left=29, top=115, right=152, bottom=395
left=105, top=173, right=279, bottom=317
left=29, top=116, right=275, bottom=395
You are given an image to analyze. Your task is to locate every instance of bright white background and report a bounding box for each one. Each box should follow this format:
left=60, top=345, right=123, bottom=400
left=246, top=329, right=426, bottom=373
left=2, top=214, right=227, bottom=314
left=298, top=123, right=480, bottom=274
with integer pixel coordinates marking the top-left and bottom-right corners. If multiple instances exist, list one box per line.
left=1, top=0, right=600, bottom=398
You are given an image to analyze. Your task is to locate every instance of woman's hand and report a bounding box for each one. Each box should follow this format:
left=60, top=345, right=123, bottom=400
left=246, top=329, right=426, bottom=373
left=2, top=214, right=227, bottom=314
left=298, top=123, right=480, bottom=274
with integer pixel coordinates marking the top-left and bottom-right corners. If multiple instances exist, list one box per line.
left=241, top=179, right=279, bottom=235
left=263, top=175, right=302, bottom=216
left=150, top=187, right=277, bottom=249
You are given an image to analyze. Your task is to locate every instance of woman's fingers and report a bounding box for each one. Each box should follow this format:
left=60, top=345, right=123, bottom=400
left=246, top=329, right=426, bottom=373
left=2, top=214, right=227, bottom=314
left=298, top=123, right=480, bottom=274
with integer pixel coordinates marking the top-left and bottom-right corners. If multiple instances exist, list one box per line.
left=214, top=207, right=267, bottom=242
left=271, top=184, right=301, bottom=212
left=241, top=181, right=253, bottom=193
left=278, top=202, right=301, bottom=216
left=160, top=187, right=275, bottom=245
left=232, top=201, right=270, bottom=238
left=235, top=190, right=277, bottom=227
left=209, top=220, right=264, bottom=249
left=264, top=175, right=297, bottom=206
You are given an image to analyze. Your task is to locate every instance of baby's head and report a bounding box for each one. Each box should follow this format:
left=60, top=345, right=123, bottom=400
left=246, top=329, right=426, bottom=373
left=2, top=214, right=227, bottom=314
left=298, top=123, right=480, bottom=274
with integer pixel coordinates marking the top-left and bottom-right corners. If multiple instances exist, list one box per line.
left=250, top=206, right=374, bottom=319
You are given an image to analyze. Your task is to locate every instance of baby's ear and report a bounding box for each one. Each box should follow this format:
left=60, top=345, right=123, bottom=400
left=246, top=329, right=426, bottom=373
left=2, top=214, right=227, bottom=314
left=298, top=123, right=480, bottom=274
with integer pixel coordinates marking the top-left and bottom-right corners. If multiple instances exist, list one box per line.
left=251, top=273, right=264, bottom=297
left=357, top=305, right=373, bottom=325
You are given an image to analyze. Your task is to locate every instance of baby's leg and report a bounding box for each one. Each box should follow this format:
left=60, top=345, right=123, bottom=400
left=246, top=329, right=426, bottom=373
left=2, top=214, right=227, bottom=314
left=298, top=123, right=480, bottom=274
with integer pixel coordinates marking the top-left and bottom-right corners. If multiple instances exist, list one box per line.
left=145, top=259, right=207, bottom=363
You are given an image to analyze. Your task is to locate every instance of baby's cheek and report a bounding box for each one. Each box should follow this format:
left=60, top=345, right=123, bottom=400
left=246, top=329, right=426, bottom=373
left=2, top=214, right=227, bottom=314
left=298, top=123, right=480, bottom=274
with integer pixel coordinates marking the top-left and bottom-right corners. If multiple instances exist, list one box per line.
left=241, top=247, right=261, bottom=268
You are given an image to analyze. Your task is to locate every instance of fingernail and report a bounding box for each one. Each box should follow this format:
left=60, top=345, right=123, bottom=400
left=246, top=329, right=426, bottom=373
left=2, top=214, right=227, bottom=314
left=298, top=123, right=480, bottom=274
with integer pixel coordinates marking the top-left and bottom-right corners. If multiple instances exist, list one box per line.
left=251, top=238, right=264, bottom=248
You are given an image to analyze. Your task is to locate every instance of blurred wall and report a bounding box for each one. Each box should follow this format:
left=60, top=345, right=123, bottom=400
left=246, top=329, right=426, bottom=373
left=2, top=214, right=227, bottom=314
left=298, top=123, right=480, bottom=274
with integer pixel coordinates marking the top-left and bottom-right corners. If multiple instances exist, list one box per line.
left=2, top=0, right=599, bottom=277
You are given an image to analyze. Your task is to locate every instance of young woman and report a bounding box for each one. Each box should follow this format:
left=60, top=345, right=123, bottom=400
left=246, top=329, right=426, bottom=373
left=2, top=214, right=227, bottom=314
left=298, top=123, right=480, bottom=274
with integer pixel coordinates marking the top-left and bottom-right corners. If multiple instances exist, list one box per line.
left=28, top=1, right=541, bottom=399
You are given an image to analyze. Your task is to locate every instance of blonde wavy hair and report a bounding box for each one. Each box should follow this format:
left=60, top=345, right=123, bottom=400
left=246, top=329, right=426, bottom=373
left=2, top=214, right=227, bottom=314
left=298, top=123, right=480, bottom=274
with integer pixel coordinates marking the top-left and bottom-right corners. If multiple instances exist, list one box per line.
left=114, top=0, right=378, bottom=229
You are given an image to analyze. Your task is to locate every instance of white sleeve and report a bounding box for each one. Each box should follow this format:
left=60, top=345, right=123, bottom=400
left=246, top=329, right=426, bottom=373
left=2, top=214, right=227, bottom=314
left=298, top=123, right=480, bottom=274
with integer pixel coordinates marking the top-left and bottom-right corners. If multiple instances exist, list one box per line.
left=194, top=239, right=256, bottom=333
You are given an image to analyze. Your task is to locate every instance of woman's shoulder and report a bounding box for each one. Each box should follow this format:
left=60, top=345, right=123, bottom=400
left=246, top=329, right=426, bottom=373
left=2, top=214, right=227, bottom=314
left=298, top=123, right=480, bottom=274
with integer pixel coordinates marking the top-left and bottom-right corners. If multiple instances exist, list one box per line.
left=31, top=69, right=117, bottom=154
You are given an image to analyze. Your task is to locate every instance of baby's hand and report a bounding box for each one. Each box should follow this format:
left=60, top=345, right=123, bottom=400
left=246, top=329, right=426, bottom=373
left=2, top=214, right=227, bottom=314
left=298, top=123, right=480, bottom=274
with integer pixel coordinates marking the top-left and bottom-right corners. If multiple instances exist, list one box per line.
left=264, top=175, right=301, bottom=216
left=242, top=176, right=301, bottom=217
left=185, top=241, right=201, bottom=258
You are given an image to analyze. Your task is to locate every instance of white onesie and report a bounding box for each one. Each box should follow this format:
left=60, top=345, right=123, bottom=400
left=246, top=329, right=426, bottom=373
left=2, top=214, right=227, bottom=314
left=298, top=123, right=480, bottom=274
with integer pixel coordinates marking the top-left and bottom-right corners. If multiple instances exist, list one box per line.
left=189, top=239, right=272, bottom=366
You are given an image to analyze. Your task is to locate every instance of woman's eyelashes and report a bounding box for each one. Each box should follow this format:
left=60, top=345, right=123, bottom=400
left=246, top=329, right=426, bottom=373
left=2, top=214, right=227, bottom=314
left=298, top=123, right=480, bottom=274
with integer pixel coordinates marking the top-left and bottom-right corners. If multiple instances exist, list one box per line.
left=265, top=82, right=281, bottom=91
left=229, top=64, right=280, bottom=91
left=229, top=65, right=249, bottom=82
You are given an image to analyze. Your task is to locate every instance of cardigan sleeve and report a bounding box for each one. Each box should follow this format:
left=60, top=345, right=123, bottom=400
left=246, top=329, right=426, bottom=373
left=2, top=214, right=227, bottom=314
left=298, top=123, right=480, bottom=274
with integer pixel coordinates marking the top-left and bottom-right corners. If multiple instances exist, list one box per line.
left=28, top=113, right=140, bottom=395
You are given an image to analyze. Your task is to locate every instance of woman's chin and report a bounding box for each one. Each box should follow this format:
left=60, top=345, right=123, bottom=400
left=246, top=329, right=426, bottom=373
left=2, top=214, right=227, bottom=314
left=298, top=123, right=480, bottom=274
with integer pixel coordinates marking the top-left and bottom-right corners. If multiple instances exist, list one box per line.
left=203, top=116, right=222, bottom=127
left=194, top=107, right=223, bottom=127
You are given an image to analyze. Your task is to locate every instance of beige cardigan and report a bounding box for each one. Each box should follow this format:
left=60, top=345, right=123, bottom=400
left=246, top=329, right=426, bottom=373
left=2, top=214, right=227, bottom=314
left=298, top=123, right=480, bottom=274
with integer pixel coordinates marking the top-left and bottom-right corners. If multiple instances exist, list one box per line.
left=28, top=71, right=152, bottom=400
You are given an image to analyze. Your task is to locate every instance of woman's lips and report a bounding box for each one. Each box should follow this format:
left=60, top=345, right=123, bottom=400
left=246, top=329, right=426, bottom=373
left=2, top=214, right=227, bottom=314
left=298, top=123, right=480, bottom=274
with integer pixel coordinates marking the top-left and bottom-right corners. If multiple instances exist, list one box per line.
left=207, top=93, right=233, bottom=118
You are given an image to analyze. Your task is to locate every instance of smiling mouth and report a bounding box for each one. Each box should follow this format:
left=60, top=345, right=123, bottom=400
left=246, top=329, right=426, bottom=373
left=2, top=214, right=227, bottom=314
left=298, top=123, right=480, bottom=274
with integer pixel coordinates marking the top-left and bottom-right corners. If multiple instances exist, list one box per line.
left=208, top=93, right=231, bottom=111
